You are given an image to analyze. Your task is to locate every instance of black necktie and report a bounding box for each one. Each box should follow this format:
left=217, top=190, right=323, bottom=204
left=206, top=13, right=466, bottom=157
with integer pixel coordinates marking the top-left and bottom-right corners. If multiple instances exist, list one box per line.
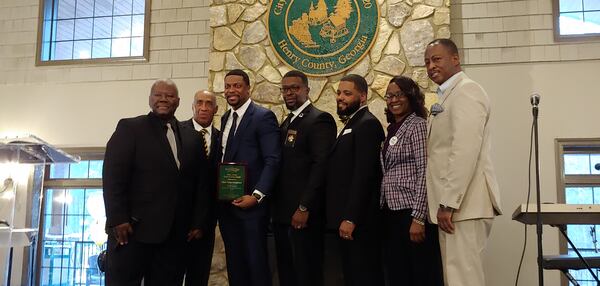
left=224, top=112, right=238, bottom=160
left=281, top=113, right=294, bottom=130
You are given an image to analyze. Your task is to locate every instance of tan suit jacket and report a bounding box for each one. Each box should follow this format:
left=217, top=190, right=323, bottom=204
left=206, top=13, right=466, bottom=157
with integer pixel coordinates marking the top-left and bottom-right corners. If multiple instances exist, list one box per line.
left=426, top=72, right=502, bottom=224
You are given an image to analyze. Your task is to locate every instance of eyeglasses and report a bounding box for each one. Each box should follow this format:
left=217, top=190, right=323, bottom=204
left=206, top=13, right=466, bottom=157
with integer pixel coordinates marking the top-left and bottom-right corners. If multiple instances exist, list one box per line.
left=384, top=92, right=407, bottom=100
left=280, top=85, right=302, bottom=94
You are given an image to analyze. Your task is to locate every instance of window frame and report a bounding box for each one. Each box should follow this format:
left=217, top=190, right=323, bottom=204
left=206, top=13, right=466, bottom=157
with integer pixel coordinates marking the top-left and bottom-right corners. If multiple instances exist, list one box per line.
left=34, top=147, right=105, bottom=286
left=555, top=138, right=600, bottom=286
left=553, top=0, right=600, bottom=42
left=35, top=0, right=152, bottom=66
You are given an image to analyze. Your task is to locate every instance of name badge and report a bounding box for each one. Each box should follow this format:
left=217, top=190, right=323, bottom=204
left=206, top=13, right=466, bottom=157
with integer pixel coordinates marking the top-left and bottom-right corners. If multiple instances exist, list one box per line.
left=389, top=136, right=398, bottom=146
left=285, top=129, right=297, bottom=147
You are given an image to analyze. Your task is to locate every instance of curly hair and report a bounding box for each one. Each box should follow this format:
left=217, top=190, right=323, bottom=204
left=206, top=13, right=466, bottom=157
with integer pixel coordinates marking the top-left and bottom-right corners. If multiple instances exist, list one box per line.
left=384, top=76, right=428, bottom=123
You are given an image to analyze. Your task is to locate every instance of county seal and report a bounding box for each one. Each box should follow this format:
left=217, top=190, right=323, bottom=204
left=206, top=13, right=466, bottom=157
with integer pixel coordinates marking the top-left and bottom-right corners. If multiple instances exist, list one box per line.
left=268, top=0, right=379, bottom=76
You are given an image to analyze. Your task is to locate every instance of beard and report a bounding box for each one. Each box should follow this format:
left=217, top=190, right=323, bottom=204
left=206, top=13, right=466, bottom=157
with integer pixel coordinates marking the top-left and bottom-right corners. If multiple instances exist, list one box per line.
left=337, top=100, right=360, bottom=117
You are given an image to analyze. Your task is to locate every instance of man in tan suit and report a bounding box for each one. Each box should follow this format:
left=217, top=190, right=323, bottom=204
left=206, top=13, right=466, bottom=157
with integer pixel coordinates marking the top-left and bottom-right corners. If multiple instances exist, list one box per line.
left=424, top=38, right=502, bottom=286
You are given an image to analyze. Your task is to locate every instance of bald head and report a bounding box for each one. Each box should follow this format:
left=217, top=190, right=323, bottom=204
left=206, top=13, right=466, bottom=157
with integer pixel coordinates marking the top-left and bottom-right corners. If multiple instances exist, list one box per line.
left=192, top=90, right=218, bottom=127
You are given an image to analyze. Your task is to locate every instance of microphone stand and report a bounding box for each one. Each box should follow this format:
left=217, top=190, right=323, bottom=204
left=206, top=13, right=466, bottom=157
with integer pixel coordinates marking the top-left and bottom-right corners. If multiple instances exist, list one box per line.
left=533, top=102, right=544, bottom=286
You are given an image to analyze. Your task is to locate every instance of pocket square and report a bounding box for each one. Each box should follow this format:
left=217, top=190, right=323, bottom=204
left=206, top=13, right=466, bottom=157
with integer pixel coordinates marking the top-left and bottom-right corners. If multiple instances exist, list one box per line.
left=342, top=129, right=352, bottom=135
left=430, top=103, right=444, bottom=116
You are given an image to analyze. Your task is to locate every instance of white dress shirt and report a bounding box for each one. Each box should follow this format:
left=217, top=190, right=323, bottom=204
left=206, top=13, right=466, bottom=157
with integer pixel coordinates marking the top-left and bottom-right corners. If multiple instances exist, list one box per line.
left=221, top=98, right=252, bottom=158
left=288, top=100, right=311, bottom=123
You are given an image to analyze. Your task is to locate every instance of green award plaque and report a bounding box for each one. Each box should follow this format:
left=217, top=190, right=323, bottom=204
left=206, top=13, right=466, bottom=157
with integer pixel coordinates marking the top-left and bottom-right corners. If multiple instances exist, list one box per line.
left=218, top=163, right=247, bottom=201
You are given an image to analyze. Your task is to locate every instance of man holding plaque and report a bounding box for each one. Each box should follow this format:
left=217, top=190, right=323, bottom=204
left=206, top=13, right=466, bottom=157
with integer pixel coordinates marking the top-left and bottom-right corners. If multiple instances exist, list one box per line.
left=325, top=74, right=385, bottom=286
left=272, top=70, right=337, bottom=286
left=218, top=69, right=281, bottom=286
left=103, top=79, right=210, bottom=285
left=181, top=90, right=221, bottom=286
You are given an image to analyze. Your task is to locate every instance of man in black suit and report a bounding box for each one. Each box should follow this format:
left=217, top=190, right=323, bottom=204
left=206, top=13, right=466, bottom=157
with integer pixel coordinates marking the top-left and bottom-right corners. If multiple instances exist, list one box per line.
left=325, top=74, right=385, bottom=286
left=182, top=90, right=222, bottom=286
left=218, top=69, right=281, bottom=286
left=272, top=70, right=336, bottom=286
left=103, top=79, right=209, bottom=285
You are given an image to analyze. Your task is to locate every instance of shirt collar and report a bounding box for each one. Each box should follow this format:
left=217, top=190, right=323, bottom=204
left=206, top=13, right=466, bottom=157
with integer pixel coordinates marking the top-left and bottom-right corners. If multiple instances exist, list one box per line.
left=437, top=71, right=463, bottom=99
left=348, top=105, right=368, bottom=121
left=289, top=100, right=311, bottom=122
left=192, top=119, right=212, bottom=136
left=229, top=98, right=252, bottom=119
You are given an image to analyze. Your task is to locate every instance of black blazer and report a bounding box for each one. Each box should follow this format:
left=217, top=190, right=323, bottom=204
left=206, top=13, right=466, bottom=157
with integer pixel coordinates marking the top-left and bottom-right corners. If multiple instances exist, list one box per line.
left=325, top=107, right=385, bottom=230
left=272, top=104, right=336, bottom=224
left=103, top=112, right=210, bottom=243
left=180, top=119, right=222, bottom=227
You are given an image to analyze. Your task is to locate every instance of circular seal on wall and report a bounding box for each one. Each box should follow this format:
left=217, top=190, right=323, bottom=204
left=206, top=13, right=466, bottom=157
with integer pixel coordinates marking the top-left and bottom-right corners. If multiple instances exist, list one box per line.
left=268, top=0, right=379, bottom=76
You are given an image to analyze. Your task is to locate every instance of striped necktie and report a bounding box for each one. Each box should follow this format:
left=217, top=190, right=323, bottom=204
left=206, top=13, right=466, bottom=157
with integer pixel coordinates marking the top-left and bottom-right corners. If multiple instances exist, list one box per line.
left=199, top=128, right=209, bottom=157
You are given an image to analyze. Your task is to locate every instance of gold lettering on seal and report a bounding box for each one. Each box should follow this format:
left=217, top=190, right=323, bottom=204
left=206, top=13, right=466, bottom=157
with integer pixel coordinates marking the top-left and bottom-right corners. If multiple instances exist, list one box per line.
left=301, top=59, right=335, bottom=70
left=278, top=40, right=301, bottom=64
left=338, top=35, right=368, bottom=64
left=273, top=0, right=287, bottom=15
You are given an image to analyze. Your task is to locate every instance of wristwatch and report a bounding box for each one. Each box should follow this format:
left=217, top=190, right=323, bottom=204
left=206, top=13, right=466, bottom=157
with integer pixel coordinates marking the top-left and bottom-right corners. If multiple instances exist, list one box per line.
left=252, top=191, right=265, bottom=203
left=298, top=204, right=308, bottom=212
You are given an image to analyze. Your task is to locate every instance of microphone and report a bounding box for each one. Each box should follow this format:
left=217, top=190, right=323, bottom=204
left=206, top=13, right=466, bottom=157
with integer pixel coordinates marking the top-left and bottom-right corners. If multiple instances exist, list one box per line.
left=530, top=93, right=540, bottom=107
left=595, top=163, right=600, bottom=171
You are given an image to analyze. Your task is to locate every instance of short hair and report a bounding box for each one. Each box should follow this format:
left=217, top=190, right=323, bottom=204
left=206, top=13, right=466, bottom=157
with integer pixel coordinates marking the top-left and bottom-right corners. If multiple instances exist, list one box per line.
left=226, top=69, right=250, bottom=86
left=384, top=76, right=428, bottom=123
left=340, top=74, right=368, bottom=94
left=283, top=70, right=308, bottom=86
left=151, top=78, right=179, bottom=97
left=428, top=38, right=459, bottom=55
left=194, top=90, right=217, bottom=107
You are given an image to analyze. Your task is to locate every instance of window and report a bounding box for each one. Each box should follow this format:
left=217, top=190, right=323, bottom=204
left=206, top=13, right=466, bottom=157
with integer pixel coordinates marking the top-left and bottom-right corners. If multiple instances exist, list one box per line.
left=36, top=0, right=150, bottom=65
left=554, top=0, right=600, bottom=41
left=36, top=148, right=106, bottom=286
left=556, top=139, right=600, bottom=285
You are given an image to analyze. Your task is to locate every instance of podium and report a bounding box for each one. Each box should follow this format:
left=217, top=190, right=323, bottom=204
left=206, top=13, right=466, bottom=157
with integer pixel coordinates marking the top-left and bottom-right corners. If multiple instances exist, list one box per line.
left=0, top=135, right=78, bottom=286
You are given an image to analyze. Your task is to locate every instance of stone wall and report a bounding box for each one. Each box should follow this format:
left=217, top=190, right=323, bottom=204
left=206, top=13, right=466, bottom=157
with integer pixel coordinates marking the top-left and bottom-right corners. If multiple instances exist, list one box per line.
left=208, top=0, right=450, bottom=127
left=206, top=0, right=450, bottom=284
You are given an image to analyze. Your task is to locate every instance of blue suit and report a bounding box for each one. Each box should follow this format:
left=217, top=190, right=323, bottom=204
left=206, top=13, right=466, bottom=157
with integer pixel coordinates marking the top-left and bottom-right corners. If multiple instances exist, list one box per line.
left=218, top=101, right=281, bottom=286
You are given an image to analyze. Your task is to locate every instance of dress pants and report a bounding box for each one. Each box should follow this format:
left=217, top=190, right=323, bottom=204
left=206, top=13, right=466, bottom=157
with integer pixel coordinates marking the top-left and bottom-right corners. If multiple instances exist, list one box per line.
left=184, top=225, right=216, bottom=286
left=438, top=218, right=493, bottom=286
left=273, top=222, right=324, bottom=286
left=105, top=230, right=186, bottom=286
left=218, top=203, right=272, bottom=286
left=337, top=225, right=384, bottom=286
left=382, top=208, right=443, bottom=286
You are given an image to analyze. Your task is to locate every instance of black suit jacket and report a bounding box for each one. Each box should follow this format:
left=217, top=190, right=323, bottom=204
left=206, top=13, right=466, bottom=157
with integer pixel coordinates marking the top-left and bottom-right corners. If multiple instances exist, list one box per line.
left=325, top=107, right=384, bottom=230
left=181, top=119, right=222, bottom=227
left=272, top=104, right=336, bottom=224
left=103, top=112, right=210, bottom=244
